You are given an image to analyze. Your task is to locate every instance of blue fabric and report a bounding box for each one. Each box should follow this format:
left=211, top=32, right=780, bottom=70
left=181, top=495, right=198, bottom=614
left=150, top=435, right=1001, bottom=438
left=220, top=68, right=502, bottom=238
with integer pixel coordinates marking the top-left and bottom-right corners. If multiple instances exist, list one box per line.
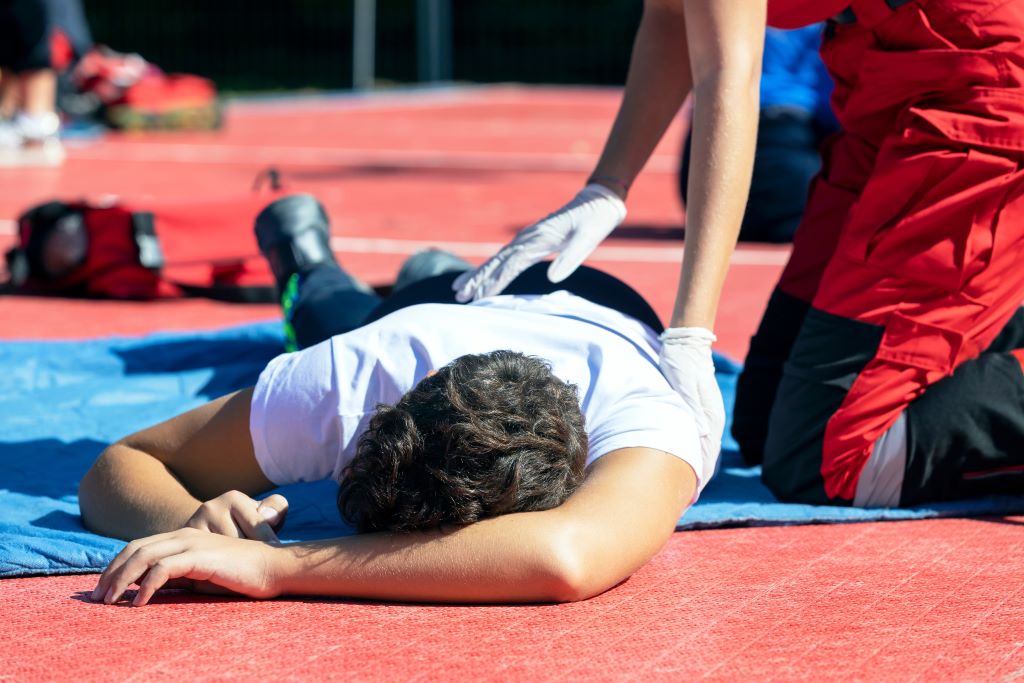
left=760, top=24, right=837, bottom=129
left=2, top=324, right=1023, bottom=577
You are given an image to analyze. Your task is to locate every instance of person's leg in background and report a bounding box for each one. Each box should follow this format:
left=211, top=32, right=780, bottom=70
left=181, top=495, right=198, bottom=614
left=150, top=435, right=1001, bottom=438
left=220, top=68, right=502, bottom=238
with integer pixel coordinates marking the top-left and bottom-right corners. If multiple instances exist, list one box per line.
left=255, top=194, right=474, bottom=350
left=255, top=194, right=381, bottom=351
left=754, top=0, right=1024, bottom=507
left=0, top=0, right=63, bottom=163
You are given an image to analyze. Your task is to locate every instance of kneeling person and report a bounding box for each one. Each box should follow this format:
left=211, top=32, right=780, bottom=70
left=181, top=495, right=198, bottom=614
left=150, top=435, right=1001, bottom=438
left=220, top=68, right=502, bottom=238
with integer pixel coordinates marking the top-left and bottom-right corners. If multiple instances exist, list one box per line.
left=79, top=195, right=708, bottom=606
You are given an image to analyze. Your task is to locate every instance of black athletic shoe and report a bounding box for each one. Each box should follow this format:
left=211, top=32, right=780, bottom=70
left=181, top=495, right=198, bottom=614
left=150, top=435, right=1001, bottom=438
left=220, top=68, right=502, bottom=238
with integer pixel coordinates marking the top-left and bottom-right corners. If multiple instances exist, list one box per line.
left=254, top=193, right=338, bottom=288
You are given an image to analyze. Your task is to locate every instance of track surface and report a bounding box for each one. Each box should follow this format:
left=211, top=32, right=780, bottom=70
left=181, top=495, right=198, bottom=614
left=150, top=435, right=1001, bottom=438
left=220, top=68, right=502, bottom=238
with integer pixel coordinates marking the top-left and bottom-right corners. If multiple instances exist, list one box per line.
left=1, top=86, right=1020, bottom=682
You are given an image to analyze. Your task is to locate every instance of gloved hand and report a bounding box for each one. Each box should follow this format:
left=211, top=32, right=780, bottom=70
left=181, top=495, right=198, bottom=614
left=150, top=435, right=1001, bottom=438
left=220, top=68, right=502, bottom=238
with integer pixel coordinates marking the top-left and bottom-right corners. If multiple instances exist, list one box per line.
left=658, top=327, right=724, bottom=488
left=453, top=183, right=626, bottom=302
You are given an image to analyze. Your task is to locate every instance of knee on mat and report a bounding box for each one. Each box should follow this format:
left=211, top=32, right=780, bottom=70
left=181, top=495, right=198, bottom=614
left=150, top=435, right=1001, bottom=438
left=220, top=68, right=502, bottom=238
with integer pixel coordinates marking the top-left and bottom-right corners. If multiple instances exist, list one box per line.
left=761, top=432, right=833, bottom=506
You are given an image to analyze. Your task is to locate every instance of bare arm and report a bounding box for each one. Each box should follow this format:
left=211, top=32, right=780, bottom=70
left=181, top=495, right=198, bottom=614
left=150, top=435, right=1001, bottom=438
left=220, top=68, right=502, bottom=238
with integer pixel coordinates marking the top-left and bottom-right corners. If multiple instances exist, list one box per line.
left=671, top=0, right=764, bottom=328
left=95, top=447, right=698, bottom=605
left=275, top=448, right=696, bottom=602
left=590, top=0, right=693, bottom=191
left=78, top=388, right=275, bottom=540
left=591, top=0, right=764, bottom=329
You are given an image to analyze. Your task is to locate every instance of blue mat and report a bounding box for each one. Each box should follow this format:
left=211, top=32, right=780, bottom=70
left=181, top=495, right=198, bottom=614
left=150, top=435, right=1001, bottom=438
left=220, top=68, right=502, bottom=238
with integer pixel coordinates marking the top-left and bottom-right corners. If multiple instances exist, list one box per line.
left=2, top=323, right=1023, bottom=577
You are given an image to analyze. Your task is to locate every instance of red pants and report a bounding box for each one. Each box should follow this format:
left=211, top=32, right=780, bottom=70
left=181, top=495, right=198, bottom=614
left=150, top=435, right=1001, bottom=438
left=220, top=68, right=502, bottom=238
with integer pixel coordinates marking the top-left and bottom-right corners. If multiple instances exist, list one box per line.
left=735, top=0, right=1024, bottom=504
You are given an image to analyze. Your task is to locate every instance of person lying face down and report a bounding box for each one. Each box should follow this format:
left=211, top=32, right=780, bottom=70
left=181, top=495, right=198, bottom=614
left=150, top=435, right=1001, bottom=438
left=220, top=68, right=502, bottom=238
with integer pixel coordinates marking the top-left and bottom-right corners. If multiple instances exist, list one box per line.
left=79, top=198, right=710, bottom=607
left=340, top=350, right=588, bottom=533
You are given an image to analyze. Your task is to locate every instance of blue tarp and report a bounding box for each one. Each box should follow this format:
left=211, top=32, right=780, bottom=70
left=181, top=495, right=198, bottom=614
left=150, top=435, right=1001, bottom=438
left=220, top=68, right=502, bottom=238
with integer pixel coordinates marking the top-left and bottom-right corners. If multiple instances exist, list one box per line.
left=2, top=323, right=1022, bottom=577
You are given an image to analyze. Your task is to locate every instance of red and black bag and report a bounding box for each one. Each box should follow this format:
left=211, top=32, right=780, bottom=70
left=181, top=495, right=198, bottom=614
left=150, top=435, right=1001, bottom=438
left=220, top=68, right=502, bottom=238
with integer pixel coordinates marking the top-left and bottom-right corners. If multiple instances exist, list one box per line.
left=5, top=186, right=284, bottom=302
left=71, top=46, right=222, bottom=131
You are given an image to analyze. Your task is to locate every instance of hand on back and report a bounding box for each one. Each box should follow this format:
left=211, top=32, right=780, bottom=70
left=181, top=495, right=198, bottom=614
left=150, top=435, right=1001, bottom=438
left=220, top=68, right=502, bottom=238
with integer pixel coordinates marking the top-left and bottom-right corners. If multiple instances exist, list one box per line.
left=658, top=327, right=725, bottom=486
left=453, top=183, right=626, bottom=301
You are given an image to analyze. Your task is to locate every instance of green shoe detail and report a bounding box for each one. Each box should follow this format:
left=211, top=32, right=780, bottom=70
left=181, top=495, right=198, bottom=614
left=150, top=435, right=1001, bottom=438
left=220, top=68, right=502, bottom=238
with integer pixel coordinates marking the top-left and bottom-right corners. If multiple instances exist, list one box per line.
left=281, top=273, right=301, bottom=352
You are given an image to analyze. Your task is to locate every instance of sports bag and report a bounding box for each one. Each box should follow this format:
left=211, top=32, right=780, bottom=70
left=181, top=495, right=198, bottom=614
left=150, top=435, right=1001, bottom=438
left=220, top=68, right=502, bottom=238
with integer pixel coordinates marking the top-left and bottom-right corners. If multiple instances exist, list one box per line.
left=71, top=46, right=222, bottom=131
left=5, top=189, right=283, bottom=302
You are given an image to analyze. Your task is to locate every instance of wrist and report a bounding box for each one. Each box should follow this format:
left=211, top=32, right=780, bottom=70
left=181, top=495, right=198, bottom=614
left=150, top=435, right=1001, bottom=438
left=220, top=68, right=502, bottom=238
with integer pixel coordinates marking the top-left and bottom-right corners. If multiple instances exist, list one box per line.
left=265, top=542, right=302, bottom=597
left=661, top=326, right=716, bottom=342
left=585, top=174, right=630, bottom=200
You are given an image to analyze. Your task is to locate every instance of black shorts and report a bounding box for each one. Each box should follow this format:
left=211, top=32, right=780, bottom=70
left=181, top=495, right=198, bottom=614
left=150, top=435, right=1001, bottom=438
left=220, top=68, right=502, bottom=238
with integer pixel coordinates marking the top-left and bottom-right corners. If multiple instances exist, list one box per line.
left=0, top=0, right=91, bottom=72
left=365, top=263, right=665, bottom=334
left=0, top=0, right=51, bottom=71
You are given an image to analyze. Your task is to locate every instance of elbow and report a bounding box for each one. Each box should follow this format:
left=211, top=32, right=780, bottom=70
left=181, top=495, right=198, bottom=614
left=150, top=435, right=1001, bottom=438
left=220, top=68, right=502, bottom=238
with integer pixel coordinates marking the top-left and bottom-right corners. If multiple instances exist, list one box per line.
left=77, top=445, right=111, bottom=531
left=78, top=470, right=99, bottom=533
left=79, top=442, right=134, bottom=535
left=535, top=531, right=614, bottom=603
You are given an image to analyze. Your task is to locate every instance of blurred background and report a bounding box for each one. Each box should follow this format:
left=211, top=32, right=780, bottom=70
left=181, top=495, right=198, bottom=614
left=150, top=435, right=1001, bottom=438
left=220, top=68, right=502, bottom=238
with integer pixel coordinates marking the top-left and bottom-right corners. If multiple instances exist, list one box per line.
left=1, top=0, right=796, bottom=357
left=84, top=0, right=641, bottom=92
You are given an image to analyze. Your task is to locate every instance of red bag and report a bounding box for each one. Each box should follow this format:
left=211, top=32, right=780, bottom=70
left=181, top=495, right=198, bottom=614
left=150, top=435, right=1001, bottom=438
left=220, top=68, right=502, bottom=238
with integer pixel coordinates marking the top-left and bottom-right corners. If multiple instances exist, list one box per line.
left=73, top=46, right=222, bottom=131
left=5, top=190, right=283, bottom=302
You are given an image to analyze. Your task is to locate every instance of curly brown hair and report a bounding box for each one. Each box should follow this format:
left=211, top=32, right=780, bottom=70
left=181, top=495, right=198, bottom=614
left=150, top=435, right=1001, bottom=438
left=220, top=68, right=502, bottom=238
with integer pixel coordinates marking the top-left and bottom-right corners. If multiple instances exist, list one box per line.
left=337, top=350, right=588, bottom=532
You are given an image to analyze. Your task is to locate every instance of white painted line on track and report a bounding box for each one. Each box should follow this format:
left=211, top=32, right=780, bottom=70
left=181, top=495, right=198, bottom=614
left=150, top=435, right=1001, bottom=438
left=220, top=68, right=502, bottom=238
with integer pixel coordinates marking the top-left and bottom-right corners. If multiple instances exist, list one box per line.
left=330, top=236, right=789, bottom=266
left=0, top=219, right=786, bottom=265
left=228, top=84, right=629, bottom=116
left=67, top=143, right=678, bottom=174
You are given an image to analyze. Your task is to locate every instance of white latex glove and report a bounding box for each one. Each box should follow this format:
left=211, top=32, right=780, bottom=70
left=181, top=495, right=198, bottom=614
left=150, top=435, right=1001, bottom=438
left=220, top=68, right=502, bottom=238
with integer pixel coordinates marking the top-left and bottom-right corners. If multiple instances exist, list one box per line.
left=454, top=183, right=626, bottom=302
left=659, top=327, right=725, bottom=490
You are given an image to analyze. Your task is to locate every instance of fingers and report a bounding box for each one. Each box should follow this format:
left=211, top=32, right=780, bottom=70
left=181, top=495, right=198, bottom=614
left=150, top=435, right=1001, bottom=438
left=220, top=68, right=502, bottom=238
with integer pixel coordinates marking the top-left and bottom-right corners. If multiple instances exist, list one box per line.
left=454, top=224, right=560, bottom=302
left=187, top=490, right=285, bottom=540
left=92, top=534, right=188, bottom=605
left=187, top=513, right=241, bottom=537
left=256, top=494, right=289, bottom=534
left=132, top=553, right=197, bottom=607
left=453, top=256, right=503, bottom=302
left=547, top=240, right=591, bottom=283
left=91, top=533, right=167, bottom=602
left=481, top=256, right=530, bottom=300
left=451, top=269, right=474, bottom=300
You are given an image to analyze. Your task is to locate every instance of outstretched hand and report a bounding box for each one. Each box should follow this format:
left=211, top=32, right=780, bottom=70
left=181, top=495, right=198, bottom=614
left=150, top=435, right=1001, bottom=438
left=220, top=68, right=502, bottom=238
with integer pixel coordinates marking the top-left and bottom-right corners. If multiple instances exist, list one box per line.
left=90, top=527, right=285, bottom=607
left=453, top=183, right=626, bottom=301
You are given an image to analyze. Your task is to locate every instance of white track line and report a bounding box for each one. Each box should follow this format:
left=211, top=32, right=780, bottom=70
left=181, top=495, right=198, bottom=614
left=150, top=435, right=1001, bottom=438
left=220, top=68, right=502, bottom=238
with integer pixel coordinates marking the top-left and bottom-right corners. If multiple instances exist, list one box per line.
left=0, top=220, right=786, bottom=265
left=229, top=86, right=486, bottom=114
left=229, top=84, right=626, bottom=115
left=329, top=236, right=788, bottom=266
left=0, top=220, right=788, bottom=265
left=67, top=142, right=678, bottom=174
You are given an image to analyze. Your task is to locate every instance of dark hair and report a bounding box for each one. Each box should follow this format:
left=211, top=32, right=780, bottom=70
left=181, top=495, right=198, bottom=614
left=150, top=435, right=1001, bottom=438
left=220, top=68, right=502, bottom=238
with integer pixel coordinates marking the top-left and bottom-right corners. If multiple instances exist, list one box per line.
left=337, top=350, right=588, bottom=532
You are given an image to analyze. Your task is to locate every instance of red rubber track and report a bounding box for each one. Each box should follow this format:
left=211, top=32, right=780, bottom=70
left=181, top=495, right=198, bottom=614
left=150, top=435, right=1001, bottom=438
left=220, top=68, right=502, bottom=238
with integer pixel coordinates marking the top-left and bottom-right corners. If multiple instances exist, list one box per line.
left=1, top=86, right=1019, bottom=681
left=4, top=519, right=1024, bottom=682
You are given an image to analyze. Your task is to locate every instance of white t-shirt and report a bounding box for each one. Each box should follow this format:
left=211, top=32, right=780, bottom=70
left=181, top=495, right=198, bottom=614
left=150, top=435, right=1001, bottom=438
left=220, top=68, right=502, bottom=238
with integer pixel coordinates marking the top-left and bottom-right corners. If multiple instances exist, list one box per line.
left=249, top=291, right=708, bottom=497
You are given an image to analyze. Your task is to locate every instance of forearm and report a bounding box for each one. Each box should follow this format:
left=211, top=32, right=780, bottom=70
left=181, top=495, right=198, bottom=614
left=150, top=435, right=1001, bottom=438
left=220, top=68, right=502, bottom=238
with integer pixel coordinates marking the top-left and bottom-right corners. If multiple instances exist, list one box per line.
left=92, top=449, right=695, bottom=607
left=79, top=443, right=200, bottom=540
left=271, top=451, right=696, bottom=604
left=670, top=74, right=759, bottom=328
left=670, top=1, right=765, bottom=329
left=591, top=1, right=693, bottom=196
left=273, top=511, right=586, bottom=604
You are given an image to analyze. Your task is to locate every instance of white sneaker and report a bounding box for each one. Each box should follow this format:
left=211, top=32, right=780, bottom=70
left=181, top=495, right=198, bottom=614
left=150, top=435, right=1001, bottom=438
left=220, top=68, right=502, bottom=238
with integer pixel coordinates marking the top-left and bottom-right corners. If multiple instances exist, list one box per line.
left=0, top=119, right=24, bottom=166
left=0, top=112, right=65, bottom=167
